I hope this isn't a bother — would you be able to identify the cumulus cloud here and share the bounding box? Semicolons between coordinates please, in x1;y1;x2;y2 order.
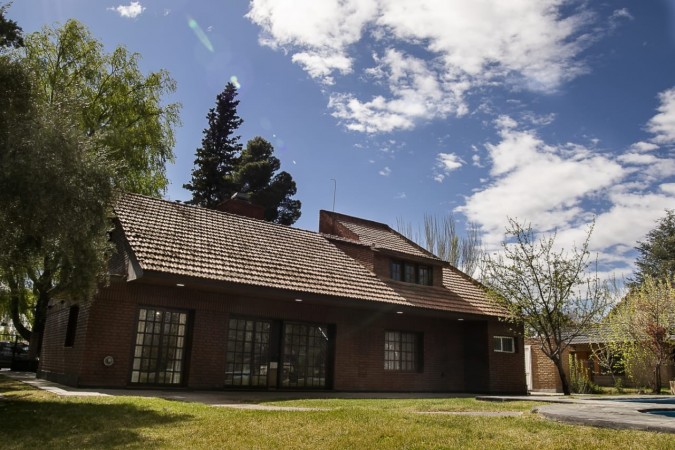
433;152;463;182
248;0;602;133
646;87;675;145
457;107;675;274
108;1;145;18
379;166;391;176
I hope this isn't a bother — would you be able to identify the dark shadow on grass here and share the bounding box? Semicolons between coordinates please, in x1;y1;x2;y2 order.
0;397;193;448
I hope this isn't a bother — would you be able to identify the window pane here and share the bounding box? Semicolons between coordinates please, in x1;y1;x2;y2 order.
384;331;419;372
391;262;402;281
404;264;416;283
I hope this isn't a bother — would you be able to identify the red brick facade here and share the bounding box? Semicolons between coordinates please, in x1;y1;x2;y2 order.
38;196;526;394
40;279;526;393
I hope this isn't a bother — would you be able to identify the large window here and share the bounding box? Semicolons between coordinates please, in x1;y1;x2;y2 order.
493;336;515;353
131;307;189;385
384;331;421;372
390;261;433;286
282;322;329;388
225;318;271;387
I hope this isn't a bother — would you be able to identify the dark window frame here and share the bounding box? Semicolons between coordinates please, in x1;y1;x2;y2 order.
384;330;423;372
390;260;433;286
129;306;192;386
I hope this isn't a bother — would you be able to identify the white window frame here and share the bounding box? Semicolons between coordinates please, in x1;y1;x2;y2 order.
493;336;515;353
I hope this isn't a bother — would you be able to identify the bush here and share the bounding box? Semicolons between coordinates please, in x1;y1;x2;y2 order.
569;354;600;394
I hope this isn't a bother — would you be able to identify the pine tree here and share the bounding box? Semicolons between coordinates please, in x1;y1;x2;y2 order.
632;210;675;286
184;82;243;207
232;137;301;225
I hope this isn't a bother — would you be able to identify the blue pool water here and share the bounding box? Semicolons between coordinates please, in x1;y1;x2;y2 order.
644;409;675;417
605;397;675;405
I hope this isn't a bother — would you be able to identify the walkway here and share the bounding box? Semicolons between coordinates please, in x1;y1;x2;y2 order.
479;394;675;433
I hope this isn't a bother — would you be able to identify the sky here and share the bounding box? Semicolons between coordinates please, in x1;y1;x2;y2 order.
8;0;675;279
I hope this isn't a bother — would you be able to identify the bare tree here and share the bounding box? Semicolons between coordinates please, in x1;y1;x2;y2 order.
396;214;483;276
482;218;612;395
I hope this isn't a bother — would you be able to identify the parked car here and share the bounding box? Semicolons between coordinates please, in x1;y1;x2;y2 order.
0;341;29;369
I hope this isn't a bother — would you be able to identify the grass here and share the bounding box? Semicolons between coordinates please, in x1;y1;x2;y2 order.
2;376;675;449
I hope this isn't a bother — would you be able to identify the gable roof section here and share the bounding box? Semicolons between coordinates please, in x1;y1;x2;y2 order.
114;194;502;317
320;211;440;260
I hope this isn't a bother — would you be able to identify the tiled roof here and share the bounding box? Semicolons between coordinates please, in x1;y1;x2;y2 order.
325;212;439;260
114;193;502;317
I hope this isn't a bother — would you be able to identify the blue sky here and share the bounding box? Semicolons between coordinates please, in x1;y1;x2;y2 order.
9;1;675;278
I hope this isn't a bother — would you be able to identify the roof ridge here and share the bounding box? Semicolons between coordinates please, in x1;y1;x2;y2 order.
120;192;322;237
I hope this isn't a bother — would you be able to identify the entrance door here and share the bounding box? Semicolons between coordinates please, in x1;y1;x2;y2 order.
130;307;189;386
224;318;271;387
524;345;533;391
281;322;329;388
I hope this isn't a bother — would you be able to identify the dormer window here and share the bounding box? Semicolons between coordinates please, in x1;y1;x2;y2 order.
390;260;433;286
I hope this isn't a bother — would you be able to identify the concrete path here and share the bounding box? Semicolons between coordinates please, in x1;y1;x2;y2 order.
479;394;675;433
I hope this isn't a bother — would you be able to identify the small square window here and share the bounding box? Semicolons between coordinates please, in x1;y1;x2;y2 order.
493;336;515;353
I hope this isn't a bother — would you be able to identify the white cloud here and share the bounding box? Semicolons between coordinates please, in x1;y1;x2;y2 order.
646;87;675;145
456;111;675;275
630;141;659;152
433;152;463;183
108;1;145;18
248;0;601;133
457;116;626;249
395;192;407;199
329;49;466;132
379;166;391;176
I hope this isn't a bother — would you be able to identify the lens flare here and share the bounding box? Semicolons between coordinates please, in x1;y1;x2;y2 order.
187;16;214;52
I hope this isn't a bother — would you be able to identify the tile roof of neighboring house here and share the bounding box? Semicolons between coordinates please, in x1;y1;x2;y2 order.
114;193;503;317
323;211;440;260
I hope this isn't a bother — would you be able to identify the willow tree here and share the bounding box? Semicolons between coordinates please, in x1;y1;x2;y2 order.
482;219;611;395
1;19;179;356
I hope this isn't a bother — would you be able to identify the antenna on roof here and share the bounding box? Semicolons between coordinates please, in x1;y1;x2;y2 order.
330;178;337;212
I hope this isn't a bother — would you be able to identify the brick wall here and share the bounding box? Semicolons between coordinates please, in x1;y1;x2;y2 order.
526;338;567;392
488;322;527;394
40;280;525;393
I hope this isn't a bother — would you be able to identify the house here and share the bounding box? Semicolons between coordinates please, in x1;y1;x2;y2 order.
526;330;675;392
38;193;526;393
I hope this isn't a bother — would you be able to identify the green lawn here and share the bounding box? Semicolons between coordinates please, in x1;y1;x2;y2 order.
2;376;675;449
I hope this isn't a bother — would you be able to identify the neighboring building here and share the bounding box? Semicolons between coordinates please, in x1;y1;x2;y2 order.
526;331;675;392
38;193;526;393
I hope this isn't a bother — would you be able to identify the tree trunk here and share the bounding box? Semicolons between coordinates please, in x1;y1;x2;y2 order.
6;275;32;342
553;356;571;395
653;363;662;394
27;287;50;360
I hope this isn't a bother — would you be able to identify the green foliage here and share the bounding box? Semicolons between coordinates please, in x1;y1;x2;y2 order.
632;210;675;286
0;3;23;50
185;84;301;224
235;137;301;225
185;82;243;208
0;19;179;352
568;354;599;394
483;218;611;395
608;275;675;393
22;19;179;195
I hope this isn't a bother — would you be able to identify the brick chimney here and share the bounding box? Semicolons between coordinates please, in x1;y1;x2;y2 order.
216;192;265;220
